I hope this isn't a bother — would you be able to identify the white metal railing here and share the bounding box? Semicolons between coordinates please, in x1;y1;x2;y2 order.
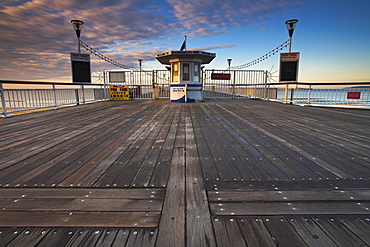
105;70;170;99
274;83;370;107
203;70;267;98
1;81;109;117
201;77;370;108
2;78;369;117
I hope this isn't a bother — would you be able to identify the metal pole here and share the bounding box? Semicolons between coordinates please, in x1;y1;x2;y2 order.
81;84;85;104
78;38;81;53
52;84;58;109
264;70;268;100
307;85;311;106
152;70;156;100
0;83;10;117
284;84;289;104
233;70;236;100
288;36;292;53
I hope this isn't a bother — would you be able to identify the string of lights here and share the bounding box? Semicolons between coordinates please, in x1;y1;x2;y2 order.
80;40;139;70
230;39;290;70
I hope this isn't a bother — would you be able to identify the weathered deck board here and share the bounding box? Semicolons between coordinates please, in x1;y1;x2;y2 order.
1;99;370;246
0;211;160;227
156;147;186;246
185;110;216;247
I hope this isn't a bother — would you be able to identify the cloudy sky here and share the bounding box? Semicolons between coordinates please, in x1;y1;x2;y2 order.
0;0;369;82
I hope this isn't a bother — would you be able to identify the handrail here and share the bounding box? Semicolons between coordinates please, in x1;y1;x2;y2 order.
268;81;370;86
0;80;105;86
1;81;109;117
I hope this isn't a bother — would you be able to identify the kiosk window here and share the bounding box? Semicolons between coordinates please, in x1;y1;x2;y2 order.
172;63;179;82
183;63;190;81
194;63;200;82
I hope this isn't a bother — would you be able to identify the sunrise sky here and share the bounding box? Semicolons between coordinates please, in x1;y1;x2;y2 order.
0;0;369;83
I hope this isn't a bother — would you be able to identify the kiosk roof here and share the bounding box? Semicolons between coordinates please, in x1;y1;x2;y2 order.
155;50;216;65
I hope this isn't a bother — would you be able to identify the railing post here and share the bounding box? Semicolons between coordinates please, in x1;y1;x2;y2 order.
152;70;157;100
284;84;289;104
232;70;236;100
264;70;268;100
52;84;58;109
307;85;311;106
103;71;107;100
289;84;296;104
0;83;11;117
75;89;80;105
81;84;86;104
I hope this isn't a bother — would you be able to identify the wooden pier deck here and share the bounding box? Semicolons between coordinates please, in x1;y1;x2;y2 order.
1;98;370;246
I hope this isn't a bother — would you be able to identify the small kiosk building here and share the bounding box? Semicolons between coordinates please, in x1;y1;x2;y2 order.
155;50;216;102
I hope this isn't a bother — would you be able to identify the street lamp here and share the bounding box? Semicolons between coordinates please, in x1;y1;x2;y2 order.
285;19;298;53
138;59;143;85
71;20;84;53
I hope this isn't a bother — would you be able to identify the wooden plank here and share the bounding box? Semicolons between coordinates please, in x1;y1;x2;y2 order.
238;104;370;179
205;180;370;191
0;105;126;180
289;217;337;247
0;188;164;199
62;228;95;247
203;107;272;181
109;106;170;187
111;229;131;246
212;216;247;246
68;228;103;247
121;123;164;187
223;113;331;180
16;120;130;186
216;103;352;179
93;105;168;187
76;117;150;187
210;202;370;215
237;217;276;246
196;105;238;181
314;216;367;246
125;228;157;247
207;105;291;181
337;216;370;245
263;216;308;246
190;105;220;181
185;114;216;246
93;229;121;247
208;189;370;202
0;227;26;246
156;147;185;246
149;106;179;187
1;198;162;211
0;212;160;227
130;107;173;187
35;228;81;247
5;228;50;247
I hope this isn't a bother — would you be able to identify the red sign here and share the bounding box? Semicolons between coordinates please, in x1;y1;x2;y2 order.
70;53;90;62
280;52;300;61
211;73;231;80
347;92;361;99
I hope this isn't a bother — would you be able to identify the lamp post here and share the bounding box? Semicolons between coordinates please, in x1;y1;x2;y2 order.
138;59;143;85
227;58;234;98
285;19;298;53
71;20;84;53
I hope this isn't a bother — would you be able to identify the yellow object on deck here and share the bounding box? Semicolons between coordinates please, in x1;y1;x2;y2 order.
109;85;130;100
